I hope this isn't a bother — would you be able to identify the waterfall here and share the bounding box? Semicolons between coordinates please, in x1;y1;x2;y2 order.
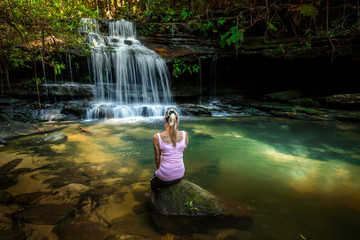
80;18;176;119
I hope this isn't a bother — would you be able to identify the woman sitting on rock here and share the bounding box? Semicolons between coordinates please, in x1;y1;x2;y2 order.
151;108;188;191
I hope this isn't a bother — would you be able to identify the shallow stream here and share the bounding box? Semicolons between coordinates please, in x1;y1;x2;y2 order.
1;116;360;239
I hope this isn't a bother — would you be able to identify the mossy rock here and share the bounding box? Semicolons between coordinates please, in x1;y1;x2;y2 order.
289;98;320;107
264;90;304;102
150;180;224;216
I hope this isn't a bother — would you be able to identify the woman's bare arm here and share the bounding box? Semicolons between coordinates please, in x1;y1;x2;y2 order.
184;131;189;152
153;134;160;169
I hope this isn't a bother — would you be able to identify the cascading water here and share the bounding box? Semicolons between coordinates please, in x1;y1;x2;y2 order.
81;18;177;119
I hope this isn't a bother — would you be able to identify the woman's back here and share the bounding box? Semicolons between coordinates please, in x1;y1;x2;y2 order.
155;130;186;181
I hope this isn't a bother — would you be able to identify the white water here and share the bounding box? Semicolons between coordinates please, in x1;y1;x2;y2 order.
80;18;174;119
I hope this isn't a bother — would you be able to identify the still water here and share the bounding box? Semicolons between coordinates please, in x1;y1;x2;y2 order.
1;116;360;239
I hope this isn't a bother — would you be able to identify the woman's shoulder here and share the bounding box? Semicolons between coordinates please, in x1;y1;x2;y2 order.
153;133;159;141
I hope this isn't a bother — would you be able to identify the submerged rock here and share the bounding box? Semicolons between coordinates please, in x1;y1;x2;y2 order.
41;132;68;142
0;137;6;145
0;191;13;204
150;180;224;216
15;203;75;225
0;229;26;240
52;218;114;240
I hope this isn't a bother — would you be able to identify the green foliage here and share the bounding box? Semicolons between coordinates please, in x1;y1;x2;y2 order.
0;0;96;74
268;22;278;32
184;201;199;211
173;58;200;78
33;77;42;84
220;26;244;49
181;8;192;21
53;63;65;75
217;17;226;26
299;4;318;19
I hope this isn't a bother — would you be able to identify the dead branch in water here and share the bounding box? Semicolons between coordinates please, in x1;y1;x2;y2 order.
78;126;92;134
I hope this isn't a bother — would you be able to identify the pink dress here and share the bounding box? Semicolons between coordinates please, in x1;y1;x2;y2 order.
155;131;186;181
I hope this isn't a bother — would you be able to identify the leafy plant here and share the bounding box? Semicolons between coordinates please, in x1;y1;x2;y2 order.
173;58;200;78
268;22;279;31
220;26;245;49
217;17;226;26
184;201;199;211
299;4;318;19
181;8;192;21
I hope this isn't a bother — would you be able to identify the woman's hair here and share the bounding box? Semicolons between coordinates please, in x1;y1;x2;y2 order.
165;109;179;147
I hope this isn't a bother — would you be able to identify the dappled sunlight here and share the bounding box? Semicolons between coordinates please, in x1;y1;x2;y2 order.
6;171;55;196
90;186;138;224
263;146;310;163
67;133;116;163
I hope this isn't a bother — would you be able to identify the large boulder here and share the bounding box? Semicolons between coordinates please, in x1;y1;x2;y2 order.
150;180;224;216
150;180;253;234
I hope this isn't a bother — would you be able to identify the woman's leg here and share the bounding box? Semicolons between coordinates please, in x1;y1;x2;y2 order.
150;173;182;190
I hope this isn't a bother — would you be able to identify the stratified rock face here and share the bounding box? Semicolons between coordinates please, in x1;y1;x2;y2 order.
150;180;224;216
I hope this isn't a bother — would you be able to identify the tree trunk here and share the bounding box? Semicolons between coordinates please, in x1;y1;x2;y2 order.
54;65;57;84
2;58;10;91
326;0;329;34
0;62;3;95
114;0;118;18
34;61;41;109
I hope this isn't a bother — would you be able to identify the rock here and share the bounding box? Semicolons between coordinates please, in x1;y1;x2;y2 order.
324;93;360;104
0;159;23;175
14;192;52;206
39;132;67;142
150;180;224;216
15;203;75;225
0;191;13;204
52;218;114;240
288;98;320;107
0;137;6;145
264;90;304;102
0;212;14;231
0;229;26;240
60;104;83;116
0;176;17;191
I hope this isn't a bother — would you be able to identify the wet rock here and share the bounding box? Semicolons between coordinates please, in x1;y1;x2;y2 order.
0;137;6;145
0;191;13;204
52;218;115;240
14;192;52;206
264;90;304;102
35;132;67;143
150;181;253;234
0;159;23;175
82;167;106;178
0;229;26;240
0;176;17;191
0;212;14;230
88;186;115;198
15;203;75;225
288;98;320;107
240;108;270;116
324;93;360;104
60;104;83;117
41;183;92;205
150;180;224;216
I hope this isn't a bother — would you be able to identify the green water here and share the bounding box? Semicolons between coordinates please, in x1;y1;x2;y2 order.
1;116;360;239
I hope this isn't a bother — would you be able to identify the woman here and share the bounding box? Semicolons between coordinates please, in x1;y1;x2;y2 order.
151;108;188;191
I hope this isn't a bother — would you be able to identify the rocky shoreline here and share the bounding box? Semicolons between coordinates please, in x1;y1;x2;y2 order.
1;93;360;141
